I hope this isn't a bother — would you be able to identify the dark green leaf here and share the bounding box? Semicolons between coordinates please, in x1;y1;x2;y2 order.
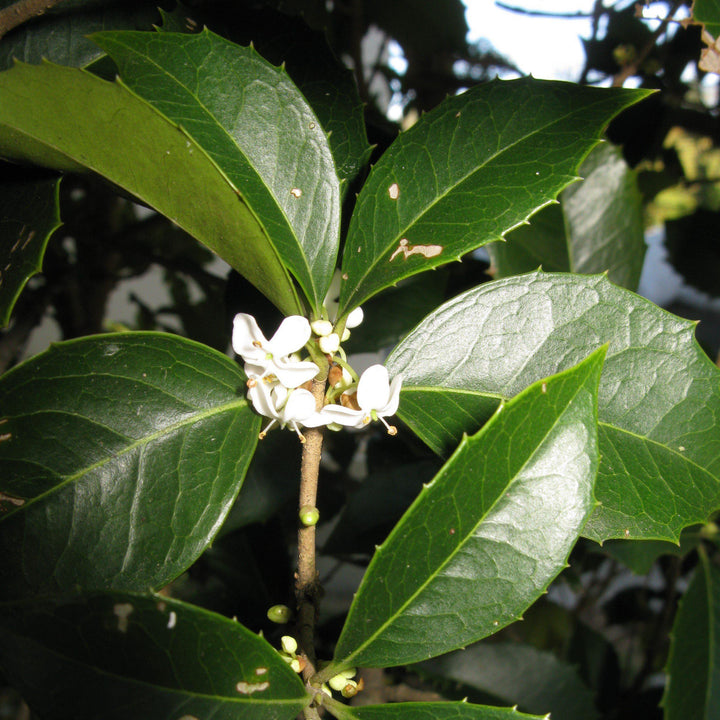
599;525;702;575
338;78;651;313
0;333;259;600
422;642;598;720
489;143;646;290
322;349;603;671
92;29;341;312
662;547;720;720
327;701;546;720
387;271;720;542
0;167;61;327
692;0;720;42
0;3;159;70
0;591;309;720
0;60;302;315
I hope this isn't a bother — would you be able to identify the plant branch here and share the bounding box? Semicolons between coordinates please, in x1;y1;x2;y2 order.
0;0;67;40
612;0;682;86
495;2;595;19
296;376;328;686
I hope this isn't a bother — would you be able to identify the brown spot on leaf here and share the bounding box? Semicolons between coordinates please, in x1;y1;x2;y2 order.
388;182;400;200
389;238;443;262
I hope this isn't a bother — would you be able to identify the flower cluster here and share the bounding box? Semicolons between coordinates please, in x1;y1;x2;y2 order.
232;300;402;442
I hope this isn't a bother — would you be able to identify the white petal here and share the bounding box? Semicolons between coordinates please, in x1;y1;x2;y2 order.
281;389;318;424
232;313;266;361
269;316;311;357
346;306;364;329
380;373;403;416
323;270;342;319
317;404;366;428
357;365;391;411
247;381;278;419
272;359;319;388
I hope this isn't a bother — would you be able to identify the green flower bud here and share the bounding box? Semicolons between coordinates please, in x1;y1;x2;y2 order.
328;674;348;692
266;604;292;624
341;679;359;698
281;635;298;654
299;505;320;527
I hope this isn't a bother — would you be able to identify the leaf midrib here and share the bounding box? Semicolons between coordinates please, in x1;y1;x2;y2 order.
0;397;251;521
101;33;318;303
3;626;308;706
337;378;589;667
343;90;620;308
400;386;715;478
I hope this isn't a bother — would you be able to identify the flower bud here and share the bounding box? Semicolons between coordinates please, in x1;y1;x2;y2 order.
299;505;320;527
328;674;348;691
318;333;340;354
311;319;334;337
281;635;298;654
267;604;292;624
341;679;359;698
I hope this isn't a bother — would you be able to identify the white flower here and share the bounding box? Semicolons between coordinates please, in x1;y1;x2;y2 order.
248;380;325;442
323;270;364;329
318;364;402;434
233;313;319;388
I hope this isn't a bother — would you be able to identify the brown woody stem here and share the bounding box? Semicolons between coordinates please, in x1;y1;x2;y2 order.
296;376;327;690
0;0;67;40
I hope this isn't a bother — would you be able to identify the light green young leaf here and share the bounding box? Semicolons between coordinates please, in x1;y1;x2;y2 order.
489;143;646;290
322;349;603;672
338;78;651;314
0;60;303;315
0;333;260;600
326;701;546;720
663;547;720;720
92;29;341;312
387;271;720;543
0;168;61;327
0;591;309;720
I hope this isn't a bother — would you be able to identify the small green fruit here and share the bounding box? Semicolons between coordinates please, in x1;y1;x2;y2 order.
266;604;292;624
299;505;320;527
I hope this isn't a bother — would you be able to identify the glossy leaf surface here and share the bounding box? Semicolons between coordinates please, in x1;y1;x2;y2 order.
422;642;598;720
329;702;545;720
0;168;61;327
0;333;259;600
326;349;602;671
387;271;720;542
92;29;341;312
489;143;646;290
0;4;159;70
663;547;720;720
0;591;309;720
0;60;302;314
338;78;650;313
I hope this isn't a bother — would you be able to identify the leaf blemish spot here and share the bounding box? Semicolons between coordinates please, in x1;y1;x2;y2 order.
290;188;302;198
0;432;10;442
541;382;547;393
389;238;443;262
255;667;268;675
0;491;24;507
388;182;400;200
236;681;270;695
167;611;177;629
113;603;134;633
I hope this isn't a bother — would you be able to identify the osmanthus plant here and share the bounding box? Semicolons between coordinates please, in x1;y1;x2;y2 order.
0;20;719;720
